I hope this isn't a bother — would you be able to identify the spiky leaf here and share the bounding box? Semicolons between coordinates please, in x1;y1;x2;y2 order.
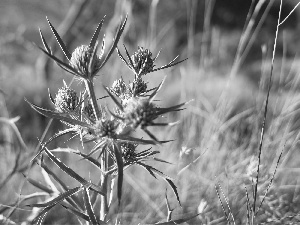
43;148;104;196
28;186;82;208
89;18;105;49
83;188;99;225
46;17;71;60
25;99;92;128
99;15;127;70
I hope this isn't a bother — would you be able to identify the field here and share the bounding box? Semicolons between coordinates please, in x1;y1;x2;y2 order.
1;0;300;224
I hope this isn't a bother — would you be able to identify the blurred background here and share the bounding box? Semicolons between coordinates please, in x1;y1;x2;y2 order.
1;0;300;224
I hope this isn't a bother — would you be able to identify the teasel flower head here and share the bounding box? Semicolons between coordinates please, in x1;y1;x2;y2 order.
54;86;79;113
69;45;101;78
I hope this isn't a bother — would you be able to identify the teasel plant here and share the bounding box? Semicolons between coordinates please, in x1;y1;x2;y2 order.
23;15;198;224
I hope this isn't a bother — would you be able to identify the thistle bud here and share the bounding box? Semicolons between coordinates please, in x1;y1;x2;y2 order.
94;119;118;138
69;45;101;78
129;77;147;96
55;87;78;112
84;102;96;121
111;78;127;98
124;98;157;129
131;47;154;76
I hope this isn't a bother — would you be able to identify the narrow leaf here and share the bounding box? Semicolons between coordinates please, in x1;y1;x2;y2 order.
28;186;82;208
104;86;123;111
25;176;53;194
46;17;71;60
32;128;77;162
149;77;166;101
36;45;81;77
41;160;83;210
165;179;181;206
89;18;105;49
61;204;89;222
156;100;193;116
116;47;129;67
39;28;51;54
117;135;172;145
48;88;55;104
25;99;92;128
136;162;157;179
113;143;124;205
83;188;99;225
152;58;188;73
43;147;105;195
99;15;128;70
142;128;160;145
123;44;134;68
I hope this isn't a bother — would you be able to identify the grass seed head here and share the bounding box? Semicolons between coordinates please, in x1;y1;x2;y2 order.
54;86;78;112
69;45;101;78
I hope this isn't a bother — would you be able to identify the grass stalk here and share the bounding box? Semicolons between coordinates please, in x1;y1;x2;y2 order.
252;0;283;218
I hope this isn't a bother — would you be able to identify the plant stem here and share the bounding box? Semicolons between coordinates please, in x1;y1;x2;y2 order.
84;79;101;120
84;78;109;219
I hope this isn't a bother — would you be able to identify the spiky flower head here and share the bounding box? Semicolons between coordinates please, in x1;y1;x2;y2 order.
131;47;154;76
93;119;119;138
55;86;78;113
69;45;101;78
124;98;157;129
111;78;128;98
129;77;147;96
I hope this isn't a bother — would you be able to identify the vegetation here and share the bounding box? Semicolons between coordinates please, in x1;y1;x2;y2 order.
1;0;300;224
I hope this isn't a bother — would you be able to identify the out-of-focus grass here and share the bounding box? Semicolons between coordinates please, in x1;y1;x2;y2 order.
1;0;300;224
